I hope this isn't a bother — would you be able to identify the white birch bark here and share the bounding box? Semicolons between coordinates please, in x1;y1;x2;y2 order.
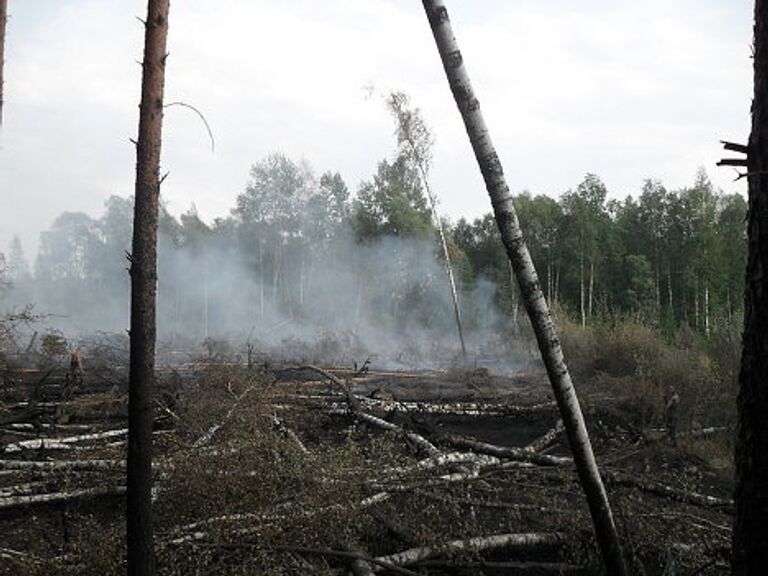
421;3;628;574
373;533;563;570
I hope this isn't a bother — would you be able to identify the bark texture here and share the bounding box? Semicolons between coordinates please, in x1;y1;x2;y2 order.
421;2;628;574
733;1;768;572
127;2;170;575
0;0;7;125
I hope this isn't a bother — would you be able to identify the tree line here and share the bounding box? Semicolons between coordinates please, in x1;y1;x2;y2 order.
0;161;746;340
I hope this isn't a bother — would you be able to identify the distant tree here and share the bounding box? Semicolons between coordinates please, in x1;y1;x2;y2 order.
127;1;170;574
36;212;100;284
733;0;768;572
7;236;30;284
0;252;10;297
560;174;609;326
716;193;748;322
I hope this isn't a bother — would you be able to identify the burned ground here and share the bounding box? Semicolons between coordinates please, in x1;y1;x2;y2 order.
0;348;734;576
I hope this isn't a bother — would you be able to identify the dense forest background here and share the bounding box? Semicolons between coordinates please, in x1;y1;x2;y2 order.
0;143;746;354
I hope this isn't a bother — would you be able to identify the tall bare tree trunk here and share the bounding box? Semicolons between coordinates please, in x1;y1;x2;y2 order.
203;258;209;339
580;251;586;328
667;265;673;312
694;277;700;331
734;2;768;572
0;0;7;126
421;3;627;575
547;250;553;304
258;236;264;319
127;2;169;575
704;281;710;337
588;260;595;320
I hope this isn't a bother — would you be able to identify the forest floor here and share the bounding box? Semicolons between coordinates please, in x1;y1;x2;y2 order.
0;358;734;575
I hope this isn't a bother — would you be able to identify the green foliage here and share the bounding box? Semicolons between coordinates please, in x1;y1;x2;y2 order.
352;156;433;241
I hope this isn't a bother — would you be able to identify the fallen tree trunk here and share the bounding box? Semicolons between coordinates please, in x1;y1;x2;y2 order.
604;471;734;512
0;458;127;471
373;532;564;569
2;428;128;453
0;485;126;510
302;365;442;457
440;434;571;467
526;420;564;452
336;409;441;457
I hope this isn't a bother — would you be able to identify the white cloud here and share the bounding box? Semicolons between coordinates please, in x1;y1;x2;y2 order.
0;0;754;257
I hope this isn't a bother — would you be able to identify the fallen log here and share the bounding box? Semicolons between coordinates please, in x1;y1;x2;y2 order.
0;480;49;498
2;428;128;453
303;364;441;458
412;559;586;574
440;434;571;467
0;458;127;471
0;485;126;510
318;397;558;417
526;420;564;452
372;532;564;569
604;471;734;512
342;409;441;457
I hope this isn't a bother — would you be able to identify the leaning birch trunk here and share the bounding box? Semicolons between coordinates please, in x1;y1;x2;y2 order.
127;2;170;575
421;3;628;574
0;0;7;126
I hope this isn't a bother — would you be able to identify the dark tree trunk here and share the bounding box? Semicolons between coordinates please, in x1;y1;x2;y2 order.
127;2;170;575
421;2;628;575
733;2;768;572
0;0;7;126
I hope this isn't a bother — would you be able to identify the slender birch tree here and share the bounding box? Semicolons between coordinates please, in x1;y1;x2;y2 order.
421;2;628;574
0;0;7;126
387;91;467;358
127;1;170;574
733;1;768;572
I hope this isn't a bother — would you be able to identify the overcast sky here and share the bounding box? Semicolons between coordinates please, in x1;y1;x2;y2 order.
0;0;754;257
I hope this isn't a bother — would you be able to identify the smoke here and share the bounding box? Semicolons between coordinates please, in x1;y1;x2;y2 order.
2;202;536;373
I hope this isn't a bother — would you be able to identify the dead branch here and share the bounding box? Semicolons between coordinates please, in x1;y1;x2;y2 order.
439;434;571;466
720;140;749;154
604;471;734;512
303;364;441;457
526;420;564;452
164;101;215;152
372;532;565;569
342;409;441;457
267;414;309;454
193;377;260;447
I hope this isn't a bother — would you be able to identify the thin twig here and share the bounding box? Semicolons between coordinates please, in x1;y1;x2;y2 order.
164;101;215;152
